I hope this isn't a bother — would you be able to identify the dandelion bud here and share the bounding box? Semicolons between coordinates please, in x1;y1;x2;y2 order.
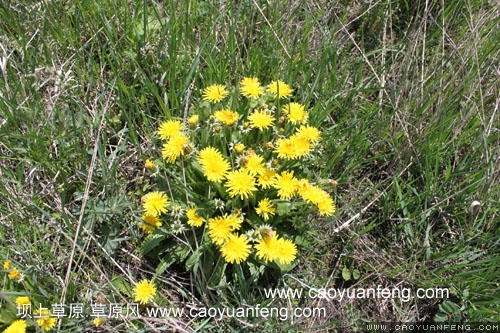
234;143;245;154
145;159;155;170
328;179;338;187
187;114;199;128
258;225;275;239
246;149;256;157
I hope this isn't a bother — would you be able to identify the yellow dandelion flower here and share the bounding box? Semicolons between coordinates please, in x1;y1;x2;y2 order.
158;120;183;140
187;114;199;128
227;211;244;229
3;259;11;270
15;296;31;307
197;146;231;182
274;137;296;159
245;154;265;175
142;191;169;217
208;214;242;245
296;178;311;196
161;132;189;163
140;214;162;233
35;309;57;331
4;319;27;333
214;109;239;126
298;182;336;216
234;143;245;154
220;234;251;264
255;198;276;221
274;170;298;200
248;109;274;131
94;318;104;327
275;135;311;160
297;181;318;202
203;84;229;103
240;77;263;98
186;207;206;227
225;169;257;200
275;238;298;264
254;234;279;262
288;135;312;159
317;195;336;216
296;125;321;143
145;159;155;170
267;80;293;98
282;102;307;124
8;267;21;281
134;279;156;305
257;168;277;189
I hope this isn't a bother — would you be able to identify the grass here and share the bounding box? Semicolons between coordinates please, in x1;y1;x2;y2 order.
1;0;499;331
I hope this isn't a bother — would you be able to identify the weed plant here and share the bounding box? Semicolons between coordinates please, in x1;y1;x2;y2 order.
0;0;498;331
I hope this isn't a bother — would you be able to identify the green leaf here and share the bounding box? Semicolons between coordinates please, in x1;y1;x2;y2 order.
342;266;351;281
275;201;292;215
111;276;133;298
247;260;265;278
185;246;204;271
352;269;361;280
155;258;172;275
275;260;295;272
141;233;167;256
434;312;449;322
160;240;190;269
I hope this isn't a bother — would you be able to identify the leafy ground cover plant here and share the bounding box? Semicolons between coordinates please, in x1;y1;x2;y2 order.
139;78;336;290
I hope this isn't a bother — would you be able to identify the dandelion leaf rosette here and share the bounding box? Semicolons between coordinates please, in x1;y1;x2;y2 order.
139;78;336;279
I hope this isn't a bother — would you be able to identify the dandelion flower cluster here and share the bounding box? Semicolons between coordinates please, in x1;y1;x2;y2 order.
139;77;336;271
